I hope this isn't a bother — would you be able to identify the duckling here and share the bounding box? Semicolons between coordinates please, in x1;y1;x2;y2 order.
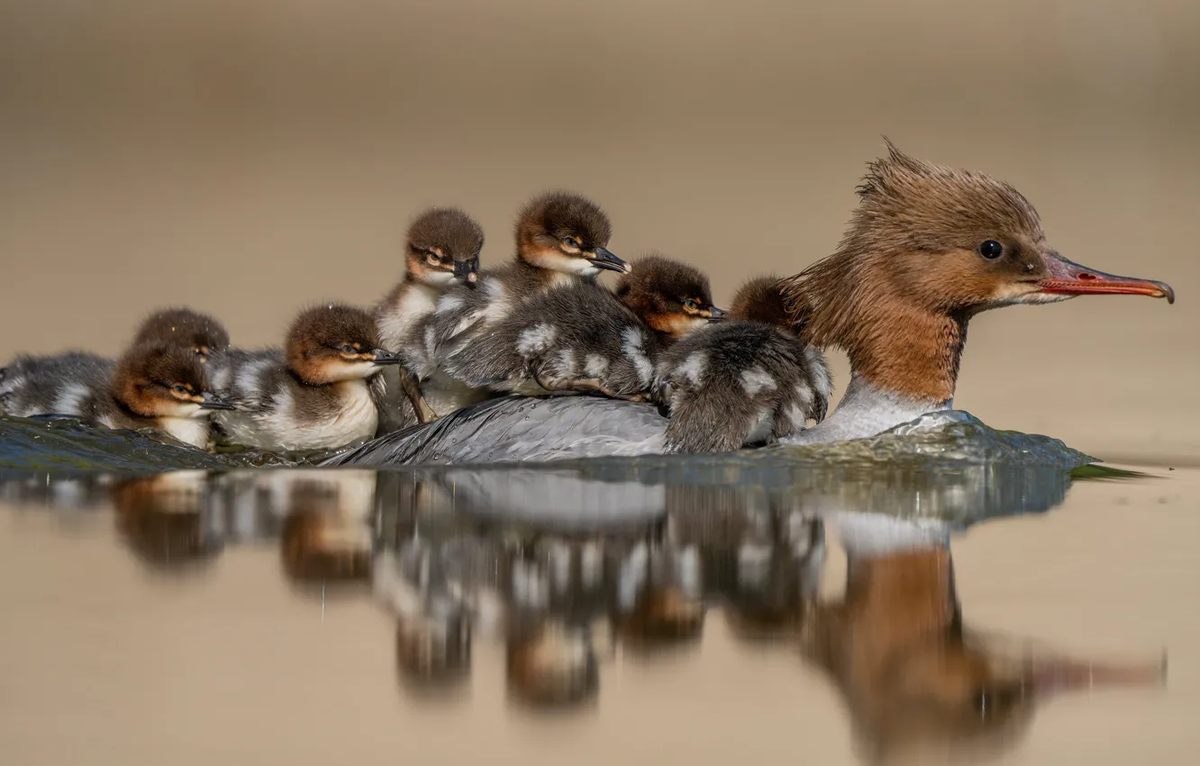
132;307;231;363
411;192;629;414
374;208;485;430
657;275;832;454
439;254;720;402
3;341;230;448
1;351;114;419
212;304;401;453
614;253;727;345
1;306;231;418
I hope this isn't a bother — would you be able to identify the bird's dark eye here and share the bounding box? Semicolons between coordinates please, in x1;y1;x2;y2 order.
561;237;581;249
425;252;440;266
172;384;189;395
341;344;357;354
979;240;1004;260
682;299;698;310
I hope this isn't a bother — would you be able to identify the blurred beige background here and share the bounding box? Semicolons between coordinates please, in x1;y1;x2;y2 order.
1;0;1197;463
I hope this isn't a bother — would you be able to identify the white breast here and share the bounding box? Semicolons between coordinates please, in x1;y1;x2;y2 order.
422;372;490;417
267;380;379;451
158;417;213;450
378;283;441;351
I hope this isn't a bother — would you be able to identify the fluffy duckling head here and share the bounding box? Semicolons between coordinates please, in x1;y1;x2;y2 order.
111;341;232;419
404;207;486;288
515;191;628;278
616;253;725;340
285;303;402;385
132;307;231;362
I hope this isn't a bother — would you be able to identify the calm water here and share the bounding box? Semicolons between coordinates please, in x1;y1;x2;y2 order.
1;415;1196;765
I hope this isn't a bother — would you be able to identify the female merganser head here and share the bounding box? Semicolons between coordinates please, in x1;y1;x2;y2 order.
657;275;832;454
615;252;726;342
326;143;1174;467
514;190;628;284
107;341;233;448
131;307;231;362
212;304;401;453
781;140;1173;425
440;254;718;402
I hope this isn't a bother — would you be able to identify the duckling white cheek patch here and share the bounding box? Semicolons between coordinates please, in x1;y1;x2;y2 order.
167;400;204;418
326;361;381;382
425;271;458;286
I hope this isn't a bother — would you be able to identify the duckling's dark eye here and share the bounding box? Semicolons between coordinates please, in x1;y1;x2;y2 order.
341;344;357;354
682;299;699;310
561;237;581;249
172;384;189;395
425;252;440;266
978;240;1004;260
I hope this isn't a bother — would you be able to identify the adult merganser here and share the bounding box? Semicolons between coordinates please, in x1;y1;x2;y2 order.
213;303;401;453
375;207;485;430
440;253;721;401
407;191;630;417
329;143;1174;466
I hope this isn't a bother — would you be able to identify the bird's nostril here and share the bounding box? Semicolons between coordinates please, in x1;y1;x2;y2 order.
1077;272;1100;281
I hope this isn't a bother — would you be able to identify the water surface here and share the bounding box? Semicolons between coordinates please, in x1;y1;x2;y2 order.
1;419;1194;765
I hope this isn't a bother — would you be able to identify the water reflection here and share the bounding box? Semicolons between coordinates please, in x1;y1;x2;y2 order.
0;463;1165;760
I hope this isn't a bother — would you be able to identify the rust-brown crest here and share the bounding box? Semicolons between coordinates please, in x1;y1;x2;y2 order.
781;141;1052;402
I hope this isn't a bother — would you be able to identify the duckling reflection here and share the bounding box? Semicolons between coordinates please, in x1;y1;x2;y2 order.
506;617;599;709
607;528;705;652
0;470;114;514
109;470;221;569
273;471;377;584
661;486;824;639
801;512;1165;764
500;538;603;707
373;545;472;689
